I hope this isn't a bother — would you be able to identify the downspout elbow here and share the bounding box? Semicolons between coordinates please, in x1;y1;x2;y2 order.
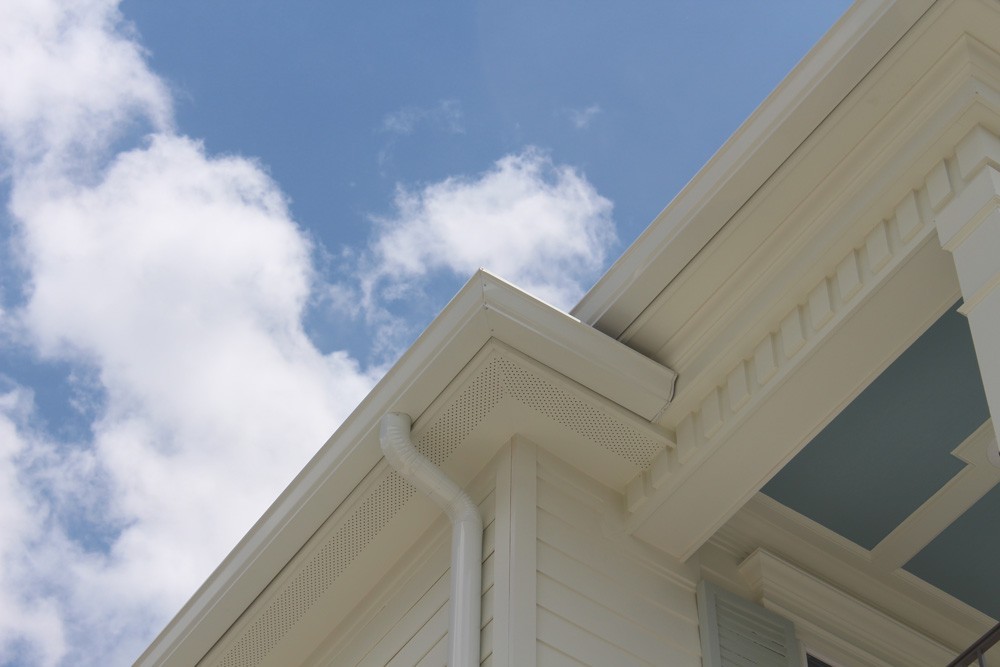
379;412;483;666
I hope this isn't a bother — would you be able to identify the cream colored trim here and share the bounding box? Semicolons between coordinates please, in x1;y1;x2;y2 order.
138;271;676;667
625;162;944;514
492;438;537;667
739;549;955;667
712;494;994;652
627;18;1000;556
572;0;934;336
194;343;672;667
870;421;1000;570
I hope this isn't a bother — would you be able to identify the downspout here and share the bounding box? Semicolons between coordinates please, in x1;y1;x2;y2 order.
380;412;483;667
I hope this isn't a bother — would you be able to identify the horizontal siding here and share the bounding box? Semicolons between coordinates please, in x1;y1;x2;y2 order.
535;453;700;667
320;487;495;666
537;641;587;666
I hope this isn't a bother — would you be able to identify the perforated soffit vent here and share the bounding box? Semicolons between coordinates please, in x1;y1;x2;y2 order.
205;348;666;667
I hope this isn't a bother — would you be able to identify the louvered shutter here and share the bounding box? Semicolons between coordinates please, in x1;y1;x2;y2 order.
697;580;800;667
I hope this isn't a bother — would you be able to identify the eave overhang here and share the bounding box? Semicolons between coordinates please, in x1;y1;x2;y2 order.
138;270;677;667
572;0;936;337
607;0;1000;561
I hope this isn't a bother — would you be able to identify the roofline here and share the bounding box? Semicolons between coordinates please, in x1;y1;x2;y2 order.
138;270;676;666
571;0;935;338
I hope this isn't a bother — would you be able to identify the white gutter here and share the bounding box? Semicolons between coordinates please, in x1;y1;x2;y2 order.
380;412;482;666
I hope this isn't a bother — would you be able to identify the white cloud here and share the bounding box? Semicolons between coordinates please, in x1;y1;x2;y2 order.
377;99;465;173
381;99;464;136
567;104;602;130
0;1;376;664
367;148;616;311
0;0;619;663
0;390;66;667
0;0;171;168
3;137;378;662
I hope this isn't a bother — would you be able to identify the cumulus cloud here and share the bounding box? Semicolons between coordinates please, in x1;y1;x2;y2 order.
381;99;464;136
566;104;602;130
366;148;615;311
0;0;376;664
0;389;66;667
377;99;465;173
0;0;618;663
0;0;171;168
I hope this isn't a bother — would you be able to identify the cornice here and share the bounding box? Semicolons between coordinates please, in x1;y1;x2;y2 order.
712;494;994;653
623;5;1000;561
739;549;956;667
572;0;935;337
138;270;676;667
624;146;958;533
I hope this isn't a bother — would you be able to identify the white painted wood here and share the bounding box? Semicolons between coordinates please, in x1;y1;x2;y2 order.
697;579;799;667
780;308;806;358
631;237;962;559
936;127;1000;459
537;608;650;667
871;421;1000;569
598;2;996;406
738;550;955;667
141;268;676;667
607;0;1000;552
925;160;953;211
301;470;497;667
383;601;448;667
536;642;586;666
533;451;700;667
538;573;669;664
492;452;512;667
572;0;933;336
142;7;1000;667
492;438;537;667
709;495;992;653
415;634;446;667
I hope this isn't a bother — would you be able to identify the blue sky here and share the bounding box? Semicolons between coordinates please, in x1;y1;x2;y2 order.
0;1;849;664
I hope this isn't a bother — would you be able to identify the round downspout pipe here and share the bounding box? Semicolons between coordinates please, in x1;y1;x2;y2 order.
380;412;483;667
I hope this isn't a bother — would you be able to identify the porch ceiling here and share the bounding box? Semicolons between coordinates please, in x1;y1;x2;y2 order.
763;302;999;619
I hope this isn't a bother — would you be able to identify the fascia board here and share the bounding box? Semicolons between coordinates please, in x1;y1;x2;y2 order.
480;273;676;420
738;549;957;666
139;269;675;667
571;0;934;338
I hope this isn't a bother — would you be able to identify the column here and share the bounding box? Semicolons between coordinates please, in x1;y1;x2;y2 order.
936;125;1000;464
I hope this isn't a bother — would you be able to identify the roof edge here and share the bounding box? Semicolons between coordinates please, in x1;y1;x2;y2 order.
571;0;933;338
138;270;676;666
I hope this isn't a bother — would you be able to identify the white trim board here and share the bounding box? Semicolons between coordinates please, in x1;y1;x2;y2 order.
739;549;955;667
138;271;676;667
710;494;994;653
492;438;537;667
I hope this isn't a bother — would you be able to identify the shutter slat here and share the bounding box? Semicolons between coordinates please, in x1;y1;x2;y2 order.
697;580;799;667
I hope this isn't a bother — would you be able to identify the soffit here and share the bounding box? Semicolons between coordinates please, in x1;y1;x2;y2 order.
627;0;1000;429
762;303;989;551
622;16;1000;558
196;341;671;667
705;488;998;659
140;271;676;667
760;301;1000;622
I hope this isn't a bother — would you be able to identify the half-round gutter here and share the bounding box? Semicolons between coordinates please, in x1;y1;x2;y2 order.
380;412;483;666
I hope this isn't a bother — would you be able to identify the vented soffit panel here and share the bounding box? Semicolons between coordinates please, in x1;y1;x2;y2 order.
138;269;677;667
198;342;673;667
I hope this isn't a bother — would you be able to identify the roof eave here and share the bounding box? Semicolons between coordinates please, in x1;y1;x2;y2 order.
138;269;676;667
571;0;934;338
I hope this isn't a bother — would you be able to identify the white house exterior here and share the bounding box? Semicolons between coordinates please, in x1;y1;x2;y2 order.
139;1;1000;665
